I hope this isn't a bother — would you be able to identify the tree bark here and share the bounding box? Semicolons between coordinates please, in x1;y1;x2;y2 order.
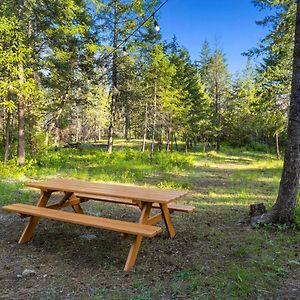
275;132;280;160
124;97;130;140
251;2;300;225
17;0;25;165
142;102;148;152
174;133;178;151
166;126;171;152
4;111;11;163
150;78;157;162
107;0;118;154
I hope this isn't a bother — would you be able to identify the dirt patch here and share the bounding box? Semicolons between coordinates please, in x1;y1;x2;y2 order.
0;200;299;299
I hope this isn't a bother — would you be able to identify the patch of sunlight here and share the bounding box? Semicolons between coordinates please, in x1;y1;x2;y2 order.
207;192;274;200
256;176;281;183
201;160;282;171
196;201;249;207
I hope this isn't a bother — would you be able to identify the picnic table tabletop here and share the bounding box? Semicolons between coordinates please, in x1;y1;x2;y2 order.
27;179;188;204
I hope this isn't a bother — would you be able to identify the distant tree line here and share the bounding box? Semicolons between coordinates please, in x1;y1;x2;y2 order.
0;0;296;164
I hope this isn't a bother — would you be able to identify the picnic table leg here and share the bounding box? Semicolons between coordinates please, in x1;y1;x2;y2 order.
69;194;84;214
124;202;152;271
160;203;176;238
18;191;52;244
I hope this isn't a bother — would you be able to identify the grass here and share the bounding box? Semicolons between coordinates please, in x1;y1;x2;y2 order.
0;141;299;299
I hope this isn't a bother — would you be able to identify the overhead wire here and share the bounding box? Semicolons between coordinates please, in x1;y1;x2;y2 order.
102;0;169;62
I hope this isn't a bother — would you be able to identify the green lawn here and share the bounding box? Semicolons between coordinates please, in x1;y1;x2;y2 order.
0;143;299;299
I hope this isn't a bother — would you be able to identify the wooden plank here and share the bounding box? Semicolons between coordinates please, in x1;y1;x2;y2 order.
124;202;152;271
2;204;161;238
27;179;188;204
18;191;52;244
75;193;195;213
160;203;176;239
153;203;195;213
46;198;88;210
147;213;163;225
76;193;135;206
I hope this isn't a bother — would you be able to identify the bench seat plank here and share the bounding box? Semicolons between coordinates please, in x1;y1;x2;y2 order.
2;204;161;238
75;193;195;213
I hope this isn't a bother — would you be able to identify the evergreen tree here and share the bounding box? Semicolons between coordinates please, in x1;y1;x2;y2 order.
199;45;230;150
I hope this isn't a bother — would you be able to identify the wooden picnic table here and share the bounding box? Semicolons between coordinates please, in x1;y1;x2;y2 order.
2;179;192;271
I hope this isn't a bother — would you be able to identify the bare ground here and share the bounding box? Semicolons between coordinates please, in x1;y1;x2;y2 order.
0;198;299;299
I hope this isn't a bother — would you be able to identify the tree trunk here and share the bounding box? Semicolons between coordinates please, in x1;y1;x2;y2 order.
166;126;171;152
124;98;130;140
150;78;157;162
75;107;80;143
18;66;26;166
251;2;300;226
174;133;178;151
275;132;280;160
4;111;11;163
107;0;118;154
158;124;163;151
142;102;148;152
17;0;25;165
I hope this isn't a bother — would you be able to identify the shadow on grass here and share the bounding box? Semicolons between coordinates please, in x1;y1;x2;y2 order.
0;201;298;300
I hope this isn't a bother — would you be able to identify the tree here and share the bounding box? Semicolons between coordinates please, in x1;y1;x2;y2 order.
245;0;296;156
251;0;299;225
199;46;230;150
144;44;175;160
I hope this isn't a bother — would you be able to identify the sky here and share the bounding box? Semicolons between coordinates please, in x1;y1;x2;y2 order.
158;0;270;74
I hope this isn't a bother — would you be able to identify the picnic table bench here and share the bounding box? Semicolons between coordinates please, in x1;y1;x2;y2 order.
1;179;193;271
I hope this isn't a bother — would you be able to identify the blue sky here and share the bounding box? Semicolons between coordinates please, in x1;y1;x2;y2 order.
158;0;270;74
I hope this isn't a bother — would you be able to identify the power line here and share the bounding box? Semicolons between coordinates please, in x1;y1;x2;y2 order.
103;0;169;61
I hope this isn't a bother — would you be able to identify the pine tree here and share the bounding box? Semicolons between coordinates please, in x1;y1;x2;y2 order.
199;46;230;150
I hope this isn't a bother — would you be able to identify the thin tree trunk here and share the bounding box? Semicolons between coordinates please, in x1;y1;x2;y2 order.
107;0;118;153
166;126;171;152
171;132;174;152
124;98;130;140
185;138;188;153
142;102;148;152
251;2;300;225
4;111;11;163
18;65;26;165
75;107;80;143
275;132;280;160
174;133;178;151
18;0;25;165
150;78;157;162
98;123;102;141
158;124;163;151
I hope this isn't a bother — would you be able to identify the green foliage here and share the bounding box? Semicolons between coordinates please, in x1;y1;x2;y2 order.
294;204;300;229
0;146;193;188
245;0;296;142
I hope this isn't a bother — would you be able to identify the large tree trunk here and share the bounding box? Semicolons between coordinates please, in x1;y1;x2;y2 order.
251;2;300;226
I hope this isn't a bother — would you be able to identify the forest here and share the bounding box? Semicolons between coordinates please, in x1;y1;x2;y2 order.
0;1;300;299
0;0;295;163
